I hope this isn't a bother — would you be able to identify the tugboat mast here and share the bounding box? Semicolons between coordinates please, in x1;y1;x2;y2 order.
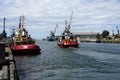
21;16;25;28
64;11;73;33
69;11;73;28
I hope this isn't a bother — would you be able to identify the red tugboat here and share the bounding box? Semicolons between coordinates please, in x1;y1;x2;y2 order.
57;12;79;48
11;16;41;55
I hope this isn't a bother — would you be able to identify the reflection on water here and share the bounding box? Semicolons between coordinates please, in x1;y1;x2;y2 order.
14;41;120;80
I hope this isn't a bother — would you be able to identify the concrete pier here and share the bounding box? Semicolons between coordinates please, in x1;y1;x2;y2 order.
0;43;19;80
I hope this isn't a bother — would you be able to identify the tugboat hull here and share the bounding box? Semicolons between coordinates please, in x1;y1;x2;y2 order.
57;41;79;48
11;44;41;55
47;37;53;41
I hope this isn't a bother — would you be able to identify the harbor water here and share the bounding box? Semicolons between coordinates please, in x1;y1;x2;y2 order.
14;40;120;80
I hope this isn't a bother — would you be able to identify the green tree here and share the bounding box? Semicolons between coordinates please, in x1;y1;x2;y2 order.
102;30;109;38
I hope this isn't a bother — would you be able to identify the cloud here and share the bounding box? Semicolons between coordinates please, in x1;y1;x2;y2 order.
0;0;120;39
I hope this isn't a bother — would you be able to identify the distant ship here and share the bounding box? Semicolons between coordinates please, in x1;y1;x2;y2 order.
57;12;79;48
47;31;55;41
11;16;41;55
47;24;58;41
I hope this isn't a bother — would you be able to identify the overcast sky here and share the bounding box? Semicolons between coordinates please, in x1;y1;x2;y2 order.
0;0;120;39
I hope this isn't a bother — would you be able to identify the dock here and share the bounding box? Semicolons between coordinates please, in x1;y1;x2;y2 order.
0;42;19;80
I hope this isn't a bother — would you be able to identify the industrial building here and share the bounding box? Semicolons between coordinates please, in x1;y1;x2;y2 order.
73;32;98;42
